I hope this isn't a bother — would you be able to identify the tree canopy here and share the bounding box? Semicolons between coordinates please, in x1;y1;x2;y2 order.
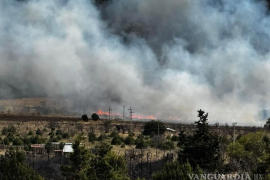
178;109;222;171
264;118;270;130
61;138;130;180
91;113;100;121
226;131;270;173
0;149;43;180
143;120;166;135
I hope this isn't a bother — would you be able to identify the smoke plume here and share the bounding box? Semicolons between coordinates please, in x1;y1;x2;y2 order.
1;0;270;125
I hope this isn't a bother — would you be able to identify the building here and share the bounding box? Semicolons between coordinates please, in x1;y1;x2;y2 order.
63;143;73;153
31;144;45;154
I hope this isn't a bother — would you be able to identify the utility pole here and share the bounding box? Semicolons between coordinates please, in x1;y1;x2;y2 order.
128;107;134;132
158;119;160;136
232;122;237;148
108;106;112;121
122;105;125;121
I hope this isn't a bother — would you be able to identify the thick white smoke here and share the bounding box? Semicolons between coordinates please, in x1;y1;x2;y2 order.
1;0;270;125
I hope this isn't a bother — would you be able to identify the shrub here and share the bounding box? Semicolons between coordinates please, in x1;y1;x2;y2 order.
3;137;10;145
97;134;108;141
2;127;8;135
88;132;97;142
124;136;135;145
135;134;144;146
158;141;175;150
36;128;42;136
49;131;55;136
121;144;125;148
136;140;148;149
128;132;135;137
50;137;58;142
2;126;16;135
110;131;119;138
111;136;123;145
8;126;16;134
7;134;15;143
30;135;46;144
13;138;23;146
62;132;70;139
23;137;30;145
28;131;34;136
57;135;62;141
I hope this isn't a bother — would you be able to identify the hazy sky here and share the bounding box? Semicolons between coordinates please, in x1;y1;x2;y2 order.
1;0;270;125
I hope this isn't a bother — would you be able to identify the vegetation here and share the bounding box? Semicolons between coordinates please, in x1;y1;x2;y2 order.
111;135;124;145
152;161;202;180
143;120;166;135
0;149;43;180
36;128;42;136
265;118;270;130
0;109;270;179
91;113;100;121
178;109;222;171
97;134;108;141
81;114;89;122
124;135;135;145
88;132;97;142
2;126;16;135
226;131;270;173
61;138;130;180
158;141;175;150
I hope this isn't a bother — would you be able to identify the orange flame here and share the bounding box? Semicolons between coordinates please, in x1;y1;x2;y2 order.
96;109;121;116
95;109;155;119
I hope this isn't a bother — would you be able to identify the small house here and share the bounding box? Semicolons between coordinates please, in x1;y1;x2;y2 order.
63;143;73;153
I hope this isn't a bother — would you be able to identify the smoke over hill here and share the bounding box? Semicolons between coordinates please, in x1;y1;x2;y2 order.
1;0;270;125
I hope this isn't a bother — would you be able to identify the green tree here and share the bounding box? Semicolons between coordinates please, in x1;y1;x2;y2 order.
61;138;92;180
226;131;270;173
143;120;166;135
124;135;135;145
94;143;112;157
61;139;130;180
111;136;124;145
88;132;97;142
45;142;53;161
81;114;89;122
91;113;100;121
178;109;222;171
0;149;43;180
12;138;23;146
264;118;270;130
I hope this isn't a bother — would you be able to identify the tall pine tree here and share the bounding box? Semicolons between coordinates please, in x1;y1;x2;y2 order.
178;109;222;172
